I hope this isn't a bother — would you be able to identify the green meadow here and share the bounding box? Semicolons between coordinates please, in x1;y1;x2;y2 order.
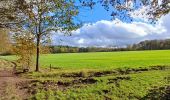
1;50;170;99
1;50;170;70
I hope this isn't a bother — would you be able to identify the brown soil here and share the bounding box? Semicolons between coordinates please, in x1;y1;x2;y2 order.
141;85;170;100
0;60;30;100
60;65;168;78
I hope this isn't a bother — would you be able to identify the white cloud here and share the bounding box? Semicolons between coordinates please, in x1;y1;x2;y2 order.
53;13;170;47
129;6;153;22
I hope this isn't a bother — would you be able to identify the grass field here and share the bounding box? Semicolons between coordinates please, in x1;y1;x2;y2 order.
1;50;170;70
1;50;170;99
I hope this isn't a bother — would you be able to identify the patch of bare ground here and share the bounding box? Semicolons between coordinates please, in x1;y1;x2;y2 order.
141;85;170;100
0;59;30;100
5;62;169;99
22;65;168;93
141;76;170;100
60;65;168;78
18;77;98;95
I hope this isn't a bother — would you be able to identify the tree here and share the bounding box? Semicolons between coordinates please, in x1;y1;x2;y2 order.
80;0;170;22
0;28;11;55
0;0;169;71
12;32;35;71
1;0;169;26
0;0;80;71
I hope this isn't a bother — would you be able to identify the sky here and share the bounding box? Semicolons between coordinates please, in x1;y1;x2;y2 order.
53;3;170;47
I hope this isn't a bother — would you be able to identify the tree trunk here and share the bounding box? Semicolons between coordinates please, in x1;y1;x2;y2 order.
35;34;40;72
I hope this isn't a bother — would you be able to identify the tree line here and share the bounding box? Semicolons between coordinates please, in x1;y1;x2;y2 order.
0;0;169;72
49;39;170;53
50;46;116;53
1;28;170;55
128;39;170;50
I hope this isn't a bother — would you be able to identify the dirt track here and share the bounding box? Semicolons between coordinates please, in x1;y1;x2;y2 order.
0;60;29;100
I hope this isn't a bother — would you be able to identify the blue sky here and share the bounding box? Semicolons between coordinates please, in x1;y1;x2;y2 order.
76;0;143;23
53;2;170;47
78;4;112;23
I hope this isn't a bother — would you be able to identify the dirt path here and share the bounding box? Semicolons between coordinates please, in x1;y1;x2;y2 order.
0;60;29;100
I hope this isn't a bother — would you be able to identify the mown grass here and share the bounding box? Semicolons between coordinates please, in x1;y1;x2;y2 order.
1;50;170;70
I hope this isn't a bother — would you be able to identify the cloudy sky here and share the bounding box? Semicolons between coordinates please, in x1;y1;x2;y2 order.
53;4;170;47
